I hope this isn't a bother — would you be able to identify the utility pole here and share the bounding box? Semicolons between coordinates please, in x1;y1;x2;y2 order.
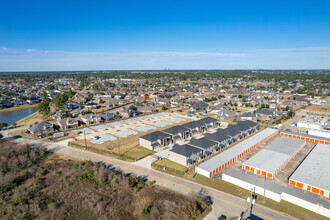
264;175;266;202
117;137;120;155
84;129;87;149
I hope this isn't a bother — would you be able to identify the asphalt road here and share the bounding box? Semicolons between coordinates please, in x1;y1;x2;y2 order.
11;137;296;220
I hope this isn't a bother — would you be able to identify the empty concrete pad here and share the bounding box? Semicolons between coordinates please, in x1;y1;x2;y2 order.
122;119;139;124
73;128;93;135
168;118;186;123
134;125;157;132
92;124;109;131
135;117;148;122
107;122;125;127
114;129;138;138
90;134;117;144
152;121;173;127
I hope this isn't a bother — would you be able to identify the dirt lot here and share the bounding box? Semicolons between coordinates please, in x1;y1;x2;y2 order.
71;113;193;159
304;105;330;113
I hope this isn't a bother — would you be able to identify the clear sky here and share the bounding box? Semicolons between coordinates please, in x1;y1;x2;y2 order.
1;0;330;71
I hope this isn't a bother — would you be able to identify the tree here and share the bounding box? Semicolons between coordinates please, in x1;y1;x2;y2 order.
288;111;295;118
129;105;137;110
38;101;50;116
162;105;168;110
0;123;8;130
41;91;48;100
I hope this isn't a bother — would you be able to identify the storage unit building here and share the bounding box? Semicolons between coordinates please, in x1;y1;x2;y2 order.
307;129;330;139
280;131;330;145
289;143;330;199
195;128;278;177
242;137;306;179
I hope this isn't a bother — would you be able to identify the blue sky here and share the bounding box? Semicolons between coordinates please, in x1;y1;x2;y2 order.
0;0;330;71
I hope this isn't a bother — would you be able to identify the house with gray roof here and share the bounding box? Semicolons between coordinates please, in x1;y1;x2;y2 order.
182;120;207;135
162;125;191;141
28;121;54;138
204;132;231;148
189;137;219;155
169;144;204;166
198;117;219;129
139;131;172;150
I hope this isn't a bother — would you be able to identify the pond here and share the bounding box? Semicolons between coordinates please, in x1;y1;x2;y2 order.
0;107;38;126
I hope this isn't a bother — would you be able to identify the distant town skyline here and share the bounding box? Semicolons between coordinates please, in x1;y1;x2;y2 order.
1;0;330;71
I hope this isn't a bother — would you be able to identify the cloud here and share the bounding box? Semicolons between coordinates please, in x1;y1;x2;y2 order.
0;47;247;57
255;46;330;52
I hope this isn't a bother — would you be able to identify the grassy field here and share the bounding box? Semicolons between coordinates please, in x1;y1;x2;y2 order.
15;111;54;127
304;105;330;113
154;159;188;172
69;141;155;162
0;104;38;113
122;146;156;159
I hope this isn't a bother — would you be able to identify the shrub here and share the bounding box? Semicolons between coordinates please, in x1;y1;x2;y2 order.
141;207;149;216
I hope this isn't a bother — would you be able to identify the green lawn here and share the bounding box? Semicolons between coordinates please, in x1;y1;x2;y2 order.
154;159;188;172
150;165;327;220
122;146;156;160
185;173;327;220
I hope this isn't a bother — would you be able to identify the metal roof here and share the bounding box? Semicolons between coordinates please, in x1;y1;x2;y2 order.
243;137;305;174
196;128;277;173
224;168;330;210
281;130;330;142
290;143;330;192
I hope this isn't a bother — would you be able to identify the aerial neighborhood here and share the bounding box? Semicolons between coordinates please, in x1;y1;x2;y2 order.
0;71;329;219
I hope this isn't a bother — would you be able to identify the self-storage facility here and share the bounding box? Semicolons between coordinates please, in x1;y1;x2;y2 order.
289;143;330;198
195;128;277;177
242;137;306;179
280;131;330;145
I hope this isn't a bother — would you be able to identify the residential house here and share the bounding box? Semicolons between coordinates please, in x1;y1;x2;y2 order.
189;137;219;155
198;117;219;129
57;118;79;130
240;112;257;121
121;108;141;118
139;131;172;150
216;109;236;119
182;121;207;135
169;144;204;166
99;112;117;122
28;122;54;138
204;132;230;148
163;125;191;142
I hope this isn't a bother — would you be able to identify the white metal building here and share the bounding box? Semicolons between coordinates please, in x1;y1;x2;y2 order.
297;116;328;130
195;128;278;177
307;129;330;139
242;137;306;178
289;143;330;199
